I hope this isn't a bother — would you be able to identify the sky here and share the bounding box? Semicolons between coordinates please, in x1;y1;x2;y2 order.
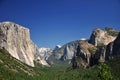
0;0;120;49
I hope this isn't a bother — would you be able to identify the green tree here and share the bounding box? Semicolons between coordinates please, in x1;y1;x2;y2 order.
105;27;119;37
98;64;114;80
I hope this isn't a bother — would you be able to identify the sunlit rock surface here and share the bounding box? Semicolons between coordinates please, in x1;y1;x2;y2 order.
0;21;47;67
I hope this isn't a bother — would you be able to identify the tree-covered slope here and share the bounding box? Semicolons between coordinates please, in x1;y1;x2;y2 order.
107;56;120;80
1;46;120;80
0;48;37;80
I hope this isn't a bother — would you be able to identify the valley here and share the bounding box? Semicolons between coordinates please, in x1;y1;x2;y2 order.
0;0;120;80
0;22;120;80
0;45;120;80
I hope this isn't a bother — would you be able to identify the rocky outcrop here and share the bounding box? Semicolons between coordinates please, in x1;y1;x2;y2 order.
88;28;119;66
112;32;120;55
46;27;119;68
89;28;116;46
0;21;47;67
106;32;120;60
93;32;120;65
71;28;119;68
72;40;97;68
91;45;106;65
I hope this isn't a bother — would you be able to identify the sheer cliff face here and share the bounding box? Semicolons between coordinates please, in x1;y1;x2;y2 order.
112;32;120;55
0;22;40;67
89;28;116;46
106;32;120;59
54;40;79;60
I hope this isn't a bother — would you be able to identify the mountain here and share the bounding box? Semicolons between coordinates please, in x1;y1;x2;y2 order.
49;28;119;68
72;40;97;68
39;47;53;60
72;28;119;68
0;24;120;80
0;21;48;67
47;40;87;65
53;28;117;62
53;40;80;60
90;28;119;65
106;32;120;59
89;28;117;46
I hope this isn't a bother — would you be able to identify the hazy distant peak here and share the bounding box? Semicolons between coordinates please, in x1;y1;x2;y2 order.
39;47;52;53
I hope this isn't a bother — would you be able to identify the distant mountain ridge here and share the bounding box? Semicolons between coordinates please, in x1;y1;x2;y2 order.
0;21;119;69
49;28;119;67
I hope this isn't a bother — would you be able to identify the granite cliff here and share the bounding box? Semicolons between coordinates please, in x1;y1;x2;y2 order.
89;28;116;46
106;32;120;60
52;40;79;61
50;28;118;68
0;21;47;67
72;40;97;68
72;28;119;68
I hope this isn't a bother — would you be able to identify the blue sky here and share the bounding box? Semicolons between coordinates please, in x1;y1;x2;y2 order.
0;0;120;48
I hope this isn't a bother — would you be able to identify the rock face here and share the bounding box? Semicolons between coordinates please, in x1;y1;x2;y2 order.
71;28;119;68
0;21;45;67
106;32;120;59
50;40;97;68
91;45;106;66
72;40;97;68
46;27;119;68
53;40;80;60
48;28;117;65
46;41;80;65
39;47;53;60
89;28;116;46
